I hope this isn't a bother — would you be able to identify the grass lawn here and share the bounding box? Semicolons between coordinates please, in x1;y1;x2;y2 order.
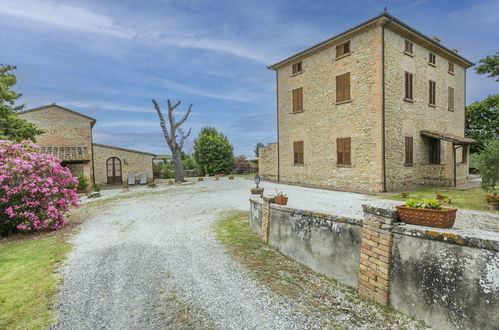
215;211;427;329
0;234;71;329
382;187;497;213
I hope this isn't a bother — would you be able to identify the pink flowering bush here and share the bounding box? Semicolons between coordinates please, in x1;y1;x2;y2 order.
0;140;79;235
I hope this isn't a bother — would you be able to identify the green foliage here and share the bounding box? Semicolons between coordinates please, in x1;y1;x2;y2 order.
161;161;175;179
465;94;499;153
254;142;264;157
193;127;234;175
77;175;89;191
93;184;101;192
405;198;443;210
474;140;499;195
475;52;499;81
182;157;198;171
0;64;44;141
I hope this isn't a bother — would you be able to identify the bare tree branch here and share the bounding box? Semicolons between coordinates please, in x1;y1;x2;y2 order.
152;99;173;149
175;104;192;128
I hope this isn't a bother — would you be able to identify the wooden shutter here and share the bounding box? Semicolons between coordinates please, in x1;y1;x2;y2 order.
429;52;436;65
448;87;454;110
344;138;351;165
448;62;454;73
405;137;413;164
336;73;350;103
336;44;344;58
429;138;440;164
337;138;351;165
292;88;303;112
405;72;413;100
429;80;436;105
292;61;302;74
294;141;304;165
405;40;413;54
337;139;344;164
336;41;350;58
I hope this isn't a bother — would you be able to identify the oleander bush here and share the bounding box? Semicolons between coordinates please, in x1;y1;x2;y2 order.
0;140;79;236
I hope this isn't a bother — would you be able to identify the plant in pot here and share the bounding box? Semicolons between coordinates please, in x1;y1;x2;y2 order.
250;174;264;195
274;191;288;205
228;175;235;180
77;175;89;193
435;193;450;204
122;182;129;192
486;195;499;210
474;140;499;210
396;198;457;229
198;177;204;181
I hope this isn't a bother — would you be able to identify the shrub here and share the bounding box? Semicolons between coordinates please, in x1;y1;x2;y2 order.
475;139;499;196
0;140;79;235
77;175;89;191
93;184;101;192
405;198;443;210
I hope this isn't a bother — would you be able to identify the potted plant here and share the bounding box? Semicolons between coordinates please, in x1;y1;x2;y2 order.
435;193;450;204
122;182;129;192
229;175;235;180
251;187;264;195
486;195;499;210
198;177;204;181
474;140;499;211
400;192;407;198
396;199;457;229
77;175;89;193
274;191;288;205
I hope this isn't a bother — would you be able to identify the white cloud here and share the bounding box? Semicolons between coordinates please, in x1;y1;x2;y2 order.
59;100;150;113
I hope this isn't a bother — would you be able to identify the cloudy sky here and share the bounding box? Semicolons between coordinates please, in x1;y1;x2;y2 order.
1;0;497;156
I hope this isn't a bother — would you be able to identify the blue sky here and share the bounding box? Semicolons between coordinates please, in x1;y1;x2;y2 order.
1;0;497;156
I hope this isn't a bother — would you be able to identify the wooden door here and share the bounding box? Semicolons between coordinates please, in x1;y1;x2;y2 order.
106;157;122;184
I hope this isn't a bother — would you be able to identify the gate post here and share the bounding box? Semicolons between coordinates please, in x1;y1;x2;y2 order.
261;196;273;243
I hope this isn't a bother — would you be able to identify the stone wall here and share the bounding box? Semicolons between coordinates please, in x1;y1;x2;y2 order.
249;198;499;329
274;23;384;192
258;143;278;180
383;28;469;190
93;144;155;185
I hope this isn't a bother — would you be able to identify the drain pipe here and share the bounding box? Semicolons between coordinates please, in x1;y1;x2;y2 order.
381;17;393;192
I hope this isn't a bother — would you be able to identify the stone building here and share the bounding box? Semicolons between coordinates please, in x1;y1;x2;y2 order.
17;104;155;188
259;12;476;192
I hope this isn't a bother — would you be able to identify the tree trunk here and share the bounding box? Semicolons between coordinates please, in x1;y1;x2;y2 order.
173;150;183;182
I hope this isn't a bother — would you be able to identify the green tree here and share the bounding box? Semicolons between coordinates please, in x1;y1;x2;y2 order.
193;127;234;175
254;142;264;157
0;64;43;141
476;52;499;81
474;140;499;196
465;94;499;153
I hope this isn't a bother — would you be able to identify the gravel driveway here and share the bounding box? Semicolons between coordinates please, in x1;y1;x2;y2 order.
53;178;498;329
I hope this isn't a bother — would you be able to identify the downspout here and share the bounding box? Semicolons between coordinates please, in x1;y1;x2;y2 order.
453;144;458;187
90;122;96;187
381;18;393;192
275;70;280;182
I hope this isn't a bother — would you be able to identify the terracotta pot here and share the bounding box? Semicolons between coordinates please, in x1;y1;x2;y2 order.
198;177;204;181
274;196;288;205
229;176;234;180
250;188;264;195
488;201;499;210
396;205;457;229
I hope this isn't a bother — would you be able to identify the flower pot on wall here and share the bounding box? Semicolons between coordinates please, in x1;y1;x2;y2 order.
251;188;264;195
396;205;457;229
488;202;499;210
274;196;288;205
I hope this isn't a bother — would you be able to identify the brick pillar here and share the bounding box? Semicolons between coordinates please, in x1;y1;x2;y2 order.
261;196;274;243
358;204;399;305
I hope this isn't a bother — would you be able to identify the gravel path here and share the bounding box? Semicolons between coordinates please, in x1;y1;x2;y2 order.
54;179;498;329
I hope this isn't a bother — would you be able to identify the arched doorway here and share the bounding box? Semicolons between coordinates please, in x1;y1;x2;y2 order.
106;157;122;184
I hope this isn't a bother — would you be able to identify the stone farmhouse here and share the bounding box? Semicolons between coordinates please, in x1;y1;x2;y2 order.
17;104;156;188
258;12;476;192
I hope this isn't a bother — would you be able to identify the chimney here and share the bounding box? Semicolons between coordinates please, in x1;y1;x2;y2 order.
451;48;459;53
432;36;441;43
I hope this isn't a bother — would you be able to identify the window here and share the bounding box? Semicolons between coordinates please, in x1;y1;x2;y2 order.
336;72;351;103
293;141;304;165
405;137;413;165
337;138;351;165
404;72;413;101
336;41;351;58
448;61;455;74
428;138;440;164
429;52;436;66
448;87;455;110
292;61;302;74
429;80;436;106
461;145;468;164
292;87;303;112
404;40;413;55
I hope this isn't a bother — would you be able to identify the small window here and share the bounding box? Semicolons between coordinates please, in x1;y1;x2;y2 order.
293;141;304;165
404;72;413;101
292;87;303;113
429;52;436;66
405;137;413;165
428;138;440;164
336;72;351;103
429;80;436;106
404;40;413;55
337;138;351;165
448;87;455;110
292;61;302;74
448;62;455;74
336;41;351;58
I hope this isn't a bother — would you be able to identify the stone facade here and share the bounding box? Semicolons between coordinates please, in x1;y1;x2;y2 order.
93;144;155;185
260;13;473;192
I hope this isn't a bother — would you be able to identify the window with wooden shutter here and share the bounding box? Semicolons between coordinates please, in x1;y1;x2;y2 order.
404;40;413;55
404;72;413;101
448;61;454;74
405;137;413;165
429;80;436;106
429;52;436;66
336;41;350;58
292;87;303;112
448;87;455;110
336;72;351;103
293;141;304;165
337;138;351;165
292;61;302;74
428;138;440;164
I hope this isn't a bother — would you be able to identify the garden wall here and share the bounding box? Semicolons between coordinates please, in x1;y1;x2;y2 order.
249;197;499;329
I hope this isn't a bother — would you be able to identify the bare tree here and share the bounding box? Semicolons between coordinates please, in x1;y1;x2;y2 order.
152;99;192;182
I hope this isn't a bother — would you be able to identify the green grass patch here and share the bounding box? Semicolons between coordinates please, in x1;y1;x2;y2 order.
382;187;497;213
0;236;71;329
215;211;428;328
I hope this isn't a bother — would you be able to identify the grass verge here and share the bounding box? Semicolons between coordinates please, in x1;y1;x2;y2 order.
381;187;497;213
215;211;428;329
